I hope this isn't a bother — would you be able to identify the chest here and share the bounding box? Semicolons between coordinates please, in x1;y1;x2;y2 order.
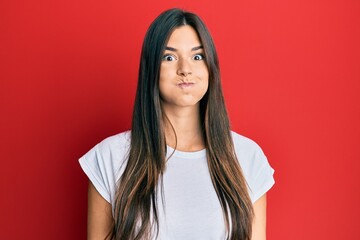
155;157;227;240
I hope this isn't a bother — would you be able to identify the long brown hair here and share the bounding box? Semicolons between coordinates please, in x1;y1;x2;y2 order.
113;8;254;240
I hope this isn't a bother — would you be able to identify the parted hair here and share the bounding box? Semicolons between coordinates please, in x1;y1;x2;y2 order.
113;8;254;240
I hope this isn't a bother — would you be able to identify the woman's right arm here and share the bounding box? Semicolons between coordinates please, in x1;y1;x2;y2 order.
87;182;114;240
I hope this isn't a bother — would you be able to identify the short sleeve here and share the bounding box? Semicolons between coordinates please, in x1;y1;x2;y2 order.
231;132;275;203
246;147;275;203
79;144;112;203
78;132;130;208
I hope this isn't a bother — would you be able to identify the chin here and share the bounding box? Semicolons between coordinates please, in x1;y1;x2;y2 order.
162;100;201;109
176;100;202;108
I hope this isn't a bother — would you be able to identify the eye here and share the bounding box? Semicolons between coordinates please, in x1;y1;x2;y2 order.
162;54;176;61
193;54;205;61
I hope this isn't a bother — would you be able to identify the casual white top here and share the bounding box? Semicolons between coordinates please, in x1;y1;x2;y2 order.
79;130;275;239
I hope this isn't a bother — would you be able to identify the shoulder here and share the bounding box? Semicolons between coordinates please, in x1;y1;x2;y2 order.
80;129;132;170
95;130;131;157
87;130;132;175
230;130;268;171
230;131;264;158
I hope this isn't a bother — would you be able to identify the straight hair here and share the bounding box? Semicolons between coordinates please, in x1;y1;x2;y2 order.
114;8;254;240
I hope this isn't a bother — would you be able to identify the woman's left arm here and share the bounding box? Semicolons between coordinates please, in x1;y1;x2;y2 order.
251;194;267;240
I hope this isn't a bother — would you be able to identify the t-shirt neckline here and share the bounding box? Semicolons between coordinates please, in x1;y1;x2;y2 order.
166;145;207;159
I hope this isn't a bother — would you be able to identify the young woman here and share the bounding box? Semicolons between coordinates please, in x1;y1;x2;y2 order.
80;8;274;240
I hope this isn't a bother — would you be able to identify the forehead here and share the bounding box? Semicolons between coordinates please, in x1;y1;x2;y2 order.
166;25;202;47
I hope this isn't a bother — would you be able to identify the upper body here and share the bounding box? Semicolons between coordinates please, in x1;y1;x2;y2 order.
80;8;275;240
80;130;274;239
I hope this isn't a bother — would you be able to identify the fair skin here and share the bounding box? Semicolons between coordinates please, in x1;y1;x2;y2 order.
159;25;208;151
87;182;113;240
87;25;267;239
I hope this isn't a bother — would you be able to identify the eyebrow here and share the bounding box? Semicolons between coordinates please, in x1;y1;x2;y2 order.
165;46;203;52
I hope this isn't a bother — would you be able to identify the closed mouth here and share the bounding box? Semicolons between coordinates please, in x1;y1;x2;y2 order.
177;82;194;88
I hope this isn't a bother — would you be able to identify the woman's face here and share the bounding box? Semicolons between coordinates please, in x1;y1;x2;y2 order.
159;25;209;110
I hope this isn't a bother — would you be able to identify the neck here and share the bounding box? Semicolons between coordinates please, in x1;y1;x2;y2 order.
161;103;205;152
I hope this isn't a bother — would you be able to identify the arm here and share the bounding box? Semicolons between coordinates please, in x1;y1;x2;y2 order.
251;194;267;240
87;181;114;240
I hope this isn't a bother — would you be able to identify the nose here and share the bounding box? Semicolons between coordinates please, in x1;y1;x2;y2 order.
176;58;192;77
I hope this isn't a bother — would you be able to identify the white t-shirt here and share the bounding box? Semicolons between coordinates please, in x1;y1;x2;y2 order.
79;130;275;239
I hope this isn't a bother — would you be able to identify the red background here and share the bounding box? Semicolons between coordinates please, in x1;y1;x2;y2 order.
1;0;359;239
